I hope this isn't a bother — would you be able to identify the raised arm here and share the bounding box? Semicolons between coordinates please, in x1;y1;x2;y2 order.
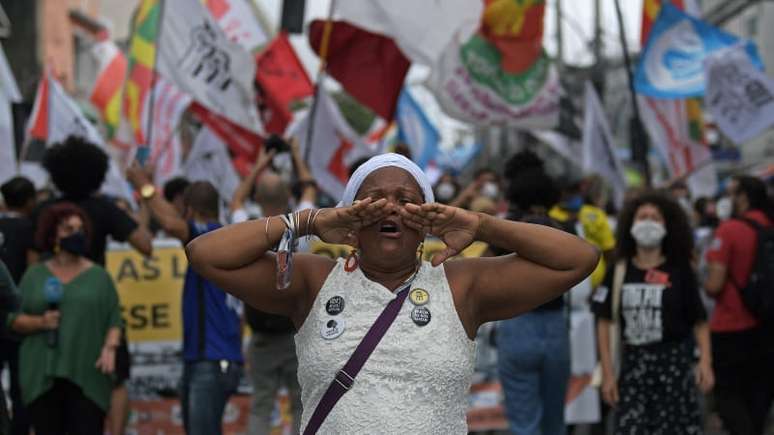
401;203;599;334
126;163;189;243
186;198;390;325
229;149;275;214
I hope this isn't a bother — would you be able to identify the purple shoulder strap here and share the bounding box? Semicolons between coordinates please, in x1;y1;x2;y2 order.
302;286;410;435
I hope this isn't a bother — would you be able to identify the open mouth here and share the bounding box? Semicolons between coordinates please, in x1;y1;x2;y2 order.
378;219;402;238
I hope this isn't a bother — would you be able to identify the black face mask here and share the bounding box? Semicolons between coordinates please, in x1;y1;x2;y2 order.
59;232;87;256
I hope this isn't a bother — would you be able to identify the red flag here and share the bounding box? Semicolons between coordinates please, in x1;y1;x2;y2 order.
309;20;410;121
190;102;263;163
256;32;313;134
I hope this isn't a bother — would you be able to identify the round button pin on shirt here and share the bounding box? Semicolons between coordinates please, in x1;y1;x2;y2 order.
321;318;346;340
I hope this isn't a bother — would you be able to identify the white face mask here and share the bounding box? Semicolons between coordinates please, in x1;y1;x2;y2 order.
716;196;732;221
630;219;666;248
435;183;456;202
481;181;499;199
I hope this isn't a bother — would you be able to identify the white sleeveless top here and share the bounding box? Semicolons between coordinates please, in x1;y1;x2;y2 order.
295;259;476;434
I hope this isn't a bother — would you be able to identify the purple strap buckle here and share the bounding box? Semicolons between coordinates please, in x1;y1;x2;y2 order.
334;369;355;390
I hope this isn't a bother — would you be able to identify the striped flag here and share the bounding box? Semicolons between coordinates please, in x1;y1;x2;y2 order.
123;0;160;145
89;39;127;138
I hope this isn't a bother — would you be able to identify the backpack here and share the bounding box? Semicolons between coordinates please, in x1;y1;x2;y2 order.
735;218;774;324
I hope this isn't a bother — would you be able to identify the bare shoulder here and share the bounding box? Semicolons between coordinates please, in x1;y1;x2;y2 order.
297;253;337;291
441;258;481;339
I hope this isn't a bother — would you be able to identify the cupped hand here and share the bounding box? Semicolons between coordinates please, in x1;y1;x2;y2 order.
400;203;480;266
313;198;391;246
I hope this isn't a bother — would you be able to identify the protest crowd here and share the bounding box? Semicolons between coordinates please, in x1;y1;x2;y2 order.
1;0;774;434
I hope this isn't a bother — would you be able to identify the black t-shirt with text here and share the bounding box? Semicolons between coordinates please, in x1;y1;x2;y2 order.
592;260;706;346
34;196;138;266
0;213;34;284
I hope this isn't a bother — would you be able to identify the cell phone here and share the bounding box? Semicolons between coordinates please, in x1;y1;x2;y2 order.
264;134;291;154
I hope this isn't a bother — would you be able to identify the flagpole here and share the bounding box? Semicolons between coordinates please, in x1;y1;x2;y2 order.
141;0;165;166
303;0;337;163
613;0;651;187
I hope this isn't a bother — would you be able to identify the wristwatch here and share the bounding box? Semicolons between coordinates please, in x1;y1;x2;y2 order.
140;184;156;200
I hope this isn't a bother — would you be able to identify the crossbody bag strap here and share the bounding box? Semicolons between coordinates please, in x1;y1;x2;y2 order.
303;286;411;435
611;260;627;323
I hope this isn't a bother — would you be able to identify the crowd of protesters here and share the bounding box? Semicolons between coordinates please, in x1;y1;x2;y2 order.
1;134;773;434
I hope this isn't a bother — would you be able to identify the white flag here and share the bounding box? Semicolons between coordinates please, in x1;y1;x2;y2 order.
0;43;20;184
288;91;365;200
22;73;132;201
638;96;717;198
183;126;240;203
705;45;774;144
157;0;262;134
335;0;482;66
582;82;626;208
144;77;191;181
205;0;270;52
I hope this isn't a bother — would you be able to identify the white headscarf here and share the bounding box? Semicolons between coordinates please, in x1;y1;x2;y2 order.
340;153;435;206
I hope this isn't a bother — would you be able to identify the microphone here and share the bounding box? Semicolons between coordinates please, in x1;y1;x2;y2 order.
44;277;63;348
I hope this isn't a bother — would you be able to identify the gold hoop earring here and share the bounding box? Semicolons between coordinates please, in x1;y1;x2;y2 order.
417;242;425;262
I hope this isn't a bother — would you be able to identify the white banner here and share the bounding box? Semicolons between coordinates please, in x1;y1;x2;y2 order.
582;82;626;208
0;43;20;184
158;0;262;134
705;45;774;144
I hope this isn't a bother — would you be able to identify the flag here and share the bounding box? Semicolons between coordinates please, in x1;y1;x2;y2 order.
395;89;439;169
287;91;366;200
634;3;762;98
427;0;560;128
639;96;717;198
146;77;192;170
123;0;161;145
705;45;774;144
582;82;626;208
309;20;410;121
334;0;481;66
638;0;717;198
205;0;269;52
157;0;262;133
256;32;314;134
640;0;699;44
182;125;240;202
190;102;262;162
89;39;127;138
23;72;133;201
0;42;21;184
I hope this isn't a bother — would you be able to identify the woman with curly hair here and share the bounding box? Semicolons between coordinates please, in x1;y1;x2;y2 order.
10;202;122;435
592;191;713;434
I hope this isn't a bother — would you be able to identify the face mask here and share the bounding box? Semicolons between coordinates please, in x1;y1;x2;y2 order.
59;232;87;256
481;182;499;200
435;183;456;202
716;196;732;221
630;220;666;248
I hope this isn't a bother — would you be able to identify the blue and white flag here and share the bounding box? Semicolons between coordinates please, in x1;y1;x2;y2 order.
634;3;762;98
396;89;440;169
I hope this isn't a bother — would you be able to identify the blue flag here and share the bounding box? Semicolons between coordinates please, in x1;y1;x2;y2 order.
634;3;762;98
396;89;440;169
